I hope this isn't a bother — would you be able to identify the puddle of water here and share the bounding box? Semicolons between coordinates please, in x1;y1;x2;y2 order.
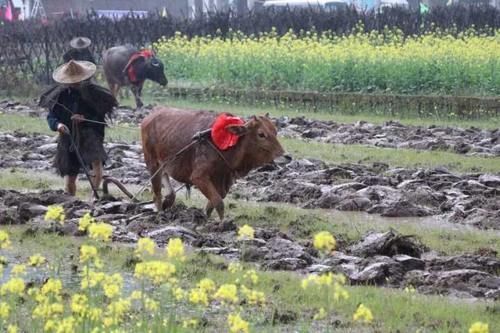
325;209;500;235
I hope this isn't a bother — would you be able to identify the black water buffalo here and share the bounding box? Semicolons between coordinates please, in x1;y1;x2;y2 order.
102;45;167;109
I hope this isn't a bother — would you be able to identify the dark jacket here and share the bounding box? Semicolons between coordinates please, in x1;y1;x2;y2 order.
40;81;117;135
39;82;117;176
63;48;96;64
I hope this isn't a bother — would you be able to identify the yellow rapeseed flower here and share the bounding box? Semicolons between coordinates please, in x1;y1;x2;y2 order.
0;277;25;296
80;268;106;289
28;254;47;267
88;222;113;242
102;273;123;298
214;284;239;304
87;307;102;322
313;231;336;253
189;287;209;307
71;293;88;316
0;230;11;249
182;319;198;329
172;286;187;301
404;285;416;293
41;278;63;296
78;212;95;231
333;283;350;301
237;225;255;240
0;301;10;319
11;264;27;277
7;325;18;333
135;237;156;258
57;316;76;333
44;205;65;224
243;269;259;285
129;290;143;300
33;301;64;320
166;237;185;261
228;262;243;273
104;298;131;327
228;313;249;333
44;320;57;332
353;304;374;324
241;285;265;306
313;307;327;320
301;274;320;289
197;278;216;293
469;322;489;333
79;245;102;267
145;298;159;311
134;261;176;285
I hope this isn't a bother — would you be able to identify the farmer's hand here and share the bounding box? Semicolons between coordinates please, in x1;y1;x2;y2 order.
57;123;70;135
71;114;85;123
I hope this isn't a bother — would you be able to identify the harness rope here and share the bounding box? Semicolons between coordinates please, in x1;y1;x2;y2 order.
50;101;237;202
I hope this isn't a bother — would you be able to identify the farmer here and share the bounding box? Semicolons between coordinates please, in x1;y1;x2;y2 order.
63;37;96;64
39;60;117;197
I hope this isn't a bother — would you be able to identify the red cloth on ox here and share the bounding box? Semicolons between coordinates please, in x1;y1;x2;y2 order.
126;49;155;83
211;113;245;150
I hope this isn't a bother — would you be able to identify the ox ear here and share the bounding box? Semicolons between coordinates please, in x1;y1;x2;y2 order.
264;112;270;118
225;124;248;136
150;57;161;67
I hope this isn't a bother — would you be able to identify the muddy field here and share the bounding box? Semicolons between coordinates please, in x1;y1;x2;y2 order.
1;189;499;300
3;101;500;156
1;102;499;230
1;101;499;302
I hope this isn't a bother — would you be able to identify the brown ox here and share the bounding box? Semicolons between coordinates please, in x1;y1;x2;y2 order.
141;107;285;220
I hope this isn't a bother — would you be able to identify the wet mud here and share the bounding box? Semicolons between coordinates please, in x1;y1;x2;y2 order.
0;189;498;300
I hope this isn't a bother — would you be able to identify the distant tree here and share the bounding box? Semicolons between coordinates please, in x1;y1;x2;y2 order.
235;0;248;14
194;0;204;16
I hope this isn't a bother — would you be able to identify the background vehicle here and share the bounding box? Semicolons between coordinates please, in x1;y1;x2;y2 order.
263;0;351;10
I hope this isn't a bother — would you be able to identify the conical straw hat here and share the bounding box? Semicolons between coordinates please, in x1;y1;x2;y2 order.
52;60;96;84
70;36;91;49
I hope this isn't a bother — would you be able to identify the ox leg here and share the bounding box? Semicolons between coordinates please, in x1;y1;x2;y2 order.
131;85;144;109
114;85;122;102
151;169;163;211
193;178;224;220
162;172;176;210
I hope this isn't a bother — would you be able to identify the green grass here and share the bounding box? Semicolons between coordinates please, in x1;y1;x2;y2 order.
3;226;499;333
0;113;140;142
1;112;499;174
143;94;500;130
283;138;500;173
4;90;500;129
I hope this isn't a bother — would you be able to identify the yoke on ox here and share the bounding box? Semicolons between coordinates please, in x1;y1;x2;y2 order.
102;45;167;109
141;107;285;220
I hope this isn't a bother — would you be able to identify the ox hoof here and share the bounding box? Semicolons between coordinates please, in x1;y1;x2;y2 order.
162;194;175;210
